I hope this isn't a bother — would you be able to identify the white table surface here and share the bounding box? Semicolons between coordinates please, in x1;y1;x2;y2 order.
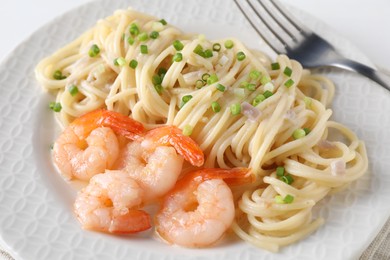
0;0;389;259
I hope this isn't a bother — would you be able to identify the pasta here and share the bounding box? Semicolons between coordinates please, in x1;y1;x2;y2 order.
35;8;368;251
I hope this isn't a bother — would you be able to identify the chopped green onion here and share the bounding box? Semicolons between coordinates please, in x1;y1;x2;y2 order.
182;95;193;103
224;40;234;49
252;94;266;106
150;31;159;39
159;19;168;25
283;66;293;77
195;80;204;89
304;96;312;108
260;75;271;85
140;45;148;54
281;174;294;185
276;166;285;177
271;62;280;70
154;84;163;95
303;127;311;135
263;90;273;98
53;70;66;80
172;53;183;62
292;128;306;139
129;23;140;36
182;125;193;136
216;83;226;92
114;57;126;66
88;44;100;57
207;74;218;85
212;43;221;52
158;67;167;76
230;103;241;115
245;83;256;91
275;194;294;204
240;81;249;88
152;74;162;85
236;51;246;61
284;79;295;88
127;37;135;45
49;102;62;112
204;49;213;58
274;195;285;204
249;70;261;80
173;40;184;51
68;85;78;96
129;59;138;69
283;194;294;204
138;32;149;42
201;73;210;82
211;101;221;113
193;44;204;56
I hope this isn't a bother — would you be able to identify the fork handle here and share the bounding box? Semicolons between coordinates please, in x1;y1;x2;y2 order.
333;59;390;92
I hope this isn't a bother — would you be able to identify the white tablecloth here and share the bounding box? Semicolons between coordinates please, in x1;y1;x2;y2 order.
0;0;389;259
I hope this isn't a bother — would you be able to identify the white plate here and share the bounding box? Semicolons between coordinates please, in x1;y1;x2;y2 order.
0;0;390;259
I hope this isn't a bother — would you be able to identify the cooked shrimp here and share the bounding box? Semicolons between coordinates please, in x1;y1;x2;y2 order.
52;109;144;180
155;168;253;247
74;170;151;234
115;126;204;202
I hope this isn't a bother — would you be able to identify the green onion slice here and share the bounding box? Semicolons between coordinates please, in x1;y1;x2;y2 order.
129;23;140;36
172;53;183;62
236;51;246;61
138;32;149;42
195;79;204;89
276;166;285;177
271;62;280;70
211;101;221;113
154;84;163;95
150;31;159;39
53;70;66;80
88;44;100;57
224;40;234;49
129;59;138;69
68;85;79;96
173;40;184;51
284;79;295;88
212;43;221;52
230;103;241;115
207;74;218;85
283;66;293;77
216;83;226;92
292;128;306;139
49;102;62;112
140;45;148;54
182;125;193;136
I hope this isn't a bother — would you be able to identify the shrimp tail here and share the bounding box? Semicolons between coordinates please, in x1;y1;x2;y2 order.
147;126;204;167
72;109;145;140
170;167;253;194
110;209;151;234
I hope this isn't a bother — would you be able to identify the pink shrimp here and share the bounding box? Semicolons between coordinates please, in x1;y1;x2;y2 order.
52;109;144;181
115;126;205;202
74;170;151;233
155;168;253;247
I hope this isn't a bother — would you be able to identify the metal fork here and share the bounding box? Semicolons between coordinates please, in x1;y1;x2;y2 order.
234;0;390;91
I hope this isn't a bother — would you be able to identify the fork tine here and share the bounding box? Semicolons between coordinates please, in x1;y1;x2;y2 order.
270;0;310;35
234;0;286;54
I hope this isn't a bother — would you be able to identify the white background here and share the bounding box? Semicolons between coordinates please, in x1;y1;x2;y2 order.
0;0;389;71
